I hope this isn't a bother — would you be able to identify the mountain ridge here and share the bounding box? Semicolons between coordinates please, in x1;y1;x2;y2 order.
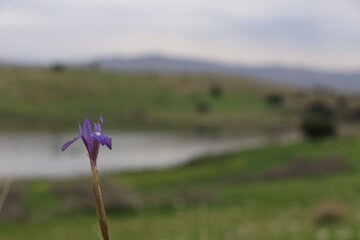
89;54;360;93
2;54;359;93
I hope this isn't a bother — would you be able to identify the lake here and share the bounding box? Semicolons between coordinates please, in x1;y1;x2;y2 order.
0;132;298;179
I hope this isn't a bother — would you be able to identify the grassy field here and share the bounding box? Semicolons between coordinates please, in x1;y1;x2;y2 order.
1;137;360;239
0;68;294;133
1;67;360;239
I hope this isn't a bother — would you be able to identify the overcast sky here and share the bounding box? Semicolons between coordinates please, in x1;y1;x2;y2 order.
0;0;359;70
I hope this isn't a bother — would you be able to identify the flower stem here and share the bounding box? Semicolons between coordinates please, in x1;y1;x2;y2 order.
90;162;110;240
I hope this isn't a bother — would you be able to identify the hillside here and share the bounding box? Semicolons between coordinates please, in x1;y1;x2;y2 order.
91;55;360;93
0;68;295;133
1;138;360;239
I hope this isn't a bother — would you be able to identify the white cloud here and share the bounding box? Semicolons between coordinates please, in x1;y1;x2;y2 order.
0;7;44;28
0;0;359;70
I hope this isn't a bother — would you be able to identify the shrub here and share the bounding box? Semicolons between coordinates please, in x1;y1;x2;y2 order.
265;93;284;107
301;101;337;139
50;63;66;73
209;83;223;98
301;115;336;139
312;201;347;225
195;101;210;114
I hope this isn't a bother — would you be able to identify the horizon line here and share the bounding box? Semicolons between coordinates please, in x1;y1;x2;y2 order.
1;52;360;74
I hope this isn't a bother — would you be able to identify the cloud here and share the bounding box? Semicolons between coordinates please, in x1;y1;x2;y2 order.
0;0;359;70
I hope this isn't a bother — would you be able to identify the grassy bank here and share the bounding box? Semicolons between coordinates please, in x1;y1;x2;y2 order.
0;68;293;132
1;137;360;239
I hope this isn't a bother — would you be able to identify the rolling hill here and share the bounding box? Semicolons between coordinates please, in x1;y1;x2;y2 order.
90;54;360;93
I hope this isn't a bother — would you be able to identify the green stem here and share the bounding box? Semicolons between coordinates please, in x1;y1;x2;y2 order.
90;162;110;240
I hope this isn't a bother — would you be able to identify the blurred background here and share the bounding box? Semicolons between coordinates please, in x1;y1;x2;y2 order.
0;0;360;239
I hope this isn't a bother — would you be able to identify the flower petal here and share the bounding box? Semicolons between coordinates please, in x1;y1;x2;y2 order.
63;117;111;163
81;136;91;153
92;133;112;150
93;123;99;132
97;122;103;133
61;135;81;151
101;135;112;150
83;118;92;141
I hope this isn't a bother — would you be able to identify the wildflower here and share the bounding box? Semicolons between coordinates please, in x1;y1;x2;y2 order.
62;116;112;165
62;116;111;240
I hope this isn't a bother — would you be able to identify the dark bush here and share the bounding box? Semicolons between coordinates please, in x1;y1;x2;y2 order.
301;101;337;139
50;63;66;73
209;83;223;98
301;115;336;139
265;93;284;107
195;101;210;114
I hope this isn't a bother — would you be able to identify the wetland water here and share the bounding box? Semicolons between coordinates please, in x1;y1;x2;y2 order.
0;132;298;179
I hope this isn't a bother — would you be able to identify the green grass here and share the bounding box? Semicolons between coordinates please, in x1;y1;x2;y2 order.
1;137;360;239
0;68;292;132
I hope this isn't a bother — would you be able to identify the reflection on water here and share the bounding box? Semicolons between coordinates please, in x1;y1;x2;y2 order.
0;132;281;179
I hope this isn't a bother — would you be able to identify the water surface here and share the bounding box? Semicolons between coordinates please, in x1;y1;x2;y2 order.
0;132;294;179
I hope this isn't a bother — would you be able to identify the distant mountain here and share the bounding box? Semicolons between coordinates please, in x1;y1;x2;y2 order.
90;55;360;93
239;67;360;93
89;55;360;93
91;55;229;73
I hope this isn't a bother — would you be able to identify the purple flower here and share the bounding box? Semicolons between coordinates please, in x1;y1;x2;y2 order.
62;116;112;164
